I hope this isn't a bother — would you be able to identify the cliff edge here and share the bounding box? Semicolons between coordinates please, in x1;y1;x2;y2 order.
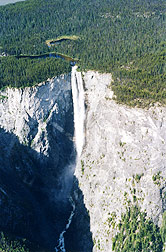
75;70;166;251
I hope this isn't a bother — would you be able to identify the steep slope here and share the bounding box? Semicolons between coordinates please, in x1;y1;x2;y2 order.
1;68;166;251
0;74;75;250
0;71;93;252
75;70;166;251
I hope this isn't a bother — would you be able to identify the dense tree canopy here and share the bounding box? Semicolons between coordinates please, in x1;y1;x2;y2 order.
0;0;166;105
0;56;71;89
112;206;163;252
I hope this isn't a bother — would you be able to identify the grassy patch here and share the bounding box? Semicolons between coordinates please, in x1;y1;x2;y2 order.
46;35;80;46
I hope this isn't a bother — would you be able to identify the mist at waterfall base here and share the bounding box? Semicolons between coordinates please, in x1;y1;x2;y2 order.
0;64;91;252
54;66;85;204
54;66;86;252
53;162;75;202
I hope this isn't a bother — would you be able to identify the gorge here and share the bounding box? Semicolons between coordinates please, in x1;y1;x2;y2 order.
1;0;166;250
0;67;166;251
55;65;86;252
0;67;92;252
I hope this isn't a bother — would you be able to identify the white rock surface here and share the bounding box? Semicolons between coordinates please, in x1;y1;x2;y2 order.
0;74;71;157
0;73;78;250
1;69;166;251
75;70;166;252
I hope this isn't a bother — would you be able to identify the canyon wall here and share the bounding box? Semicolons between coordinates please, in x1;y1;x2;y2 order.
1;69;166;251
0;74;76;250
0;72;93;252
75;70;166;251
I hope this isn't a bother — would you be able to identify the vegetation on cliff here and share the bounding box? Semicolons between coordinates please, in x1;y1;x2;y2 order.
0;0;165;104
0;232;29;252
112;206;166;252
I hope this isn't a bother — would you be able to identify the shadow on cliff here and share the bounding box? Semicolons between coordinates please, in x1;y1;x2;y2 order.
64;178;93;252
0;128;93;251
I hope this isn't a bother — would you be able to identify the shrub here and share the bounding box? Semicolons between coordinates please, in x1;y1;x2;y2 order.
112;206;163;252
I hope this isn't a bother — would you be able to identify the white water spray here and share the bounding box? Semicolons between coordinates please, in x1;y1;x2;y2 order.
55;66;85;251
71;65;85;157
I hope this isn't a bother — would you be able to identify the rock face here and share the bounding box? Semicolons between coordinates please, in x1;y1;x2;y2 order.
0;74;76;249
75;70;166;252
1;69;166;252
0;72;93;252
0;74;74;190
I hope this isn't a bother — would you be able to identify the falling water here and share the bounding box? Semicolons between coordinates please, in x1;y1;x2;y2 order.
71;65;85;157
55;66;85;251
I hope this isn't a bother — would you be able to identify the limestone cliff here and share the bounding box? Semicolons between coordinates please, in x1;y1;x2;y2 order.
1;69;166;252
75;70;166;251
0;72;93;252
0;74;76;250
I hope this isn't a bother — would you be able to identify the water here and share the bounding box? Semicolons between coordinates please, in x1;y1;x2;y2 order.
15;53;76;65
55;198;75;252
71;66;85;157
0;0;26;5
54;66;86;251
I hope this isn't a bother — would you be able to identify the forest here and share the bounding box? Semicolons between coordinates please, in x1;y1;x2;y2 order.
112;206;164;252
0;0;166;105
0;57;71;89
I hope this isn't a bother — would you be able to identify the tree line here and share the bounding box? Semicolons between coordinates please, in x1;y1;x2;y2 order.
0;0;165;105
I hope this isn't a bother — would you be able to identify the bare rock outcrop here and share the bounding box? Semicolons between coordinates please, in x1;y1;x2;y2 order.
75;70;166;252
0;74;75;249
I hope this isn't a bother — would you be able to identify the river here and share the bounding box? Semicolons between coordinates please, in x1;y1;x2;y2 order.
54;66;86;251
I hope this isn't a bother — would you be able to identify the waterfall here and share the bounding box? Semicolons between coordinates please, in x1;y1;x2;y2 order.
71;65;85;157
55;66;85;251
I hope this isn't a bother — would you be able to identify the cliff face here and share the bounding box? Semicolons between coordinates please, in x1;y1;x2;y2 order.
75;70;166;251
1;69;166;252
0;74;76;249
0;74;74;187
0;72;93;252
